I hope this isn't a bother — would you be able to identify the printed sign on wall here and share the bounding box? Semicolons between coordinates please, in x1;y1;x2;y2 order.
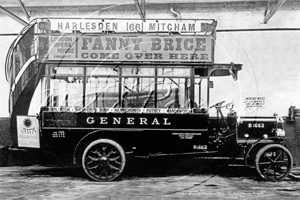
17;116;40;148
244;97;265;110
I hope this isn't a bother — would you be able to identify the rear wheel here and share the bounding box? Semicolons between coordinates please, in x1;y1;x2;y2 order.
255;144;293;181
82;139;126;181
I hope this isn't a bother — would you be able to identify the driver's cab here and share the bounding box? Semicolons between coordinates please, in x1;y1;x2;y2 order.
194;63;241;127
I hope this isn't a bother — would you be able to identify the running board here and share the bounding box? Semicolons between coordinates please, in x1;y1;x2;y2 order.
132;151;219;158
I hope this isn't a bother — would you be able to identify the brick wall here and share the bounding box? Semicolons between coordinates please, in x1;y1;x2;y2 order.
284;118;300;166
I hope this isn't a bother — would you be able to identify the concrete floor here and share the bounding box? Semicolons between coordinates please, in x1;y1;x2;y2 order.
0;156;300;200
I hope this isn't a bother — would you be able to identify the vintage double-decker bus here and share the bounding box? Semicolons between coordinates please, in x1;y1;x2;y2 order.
6;18;293;181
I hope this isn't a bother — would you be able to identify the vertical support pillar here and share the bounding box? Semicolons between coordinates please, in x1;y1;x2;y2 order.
264;0;286;24
17;0;31;21
134;0;146;22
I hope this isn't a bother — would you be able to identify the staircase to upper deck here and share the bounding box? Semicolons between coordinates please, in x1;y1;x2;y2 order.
5;20;41;148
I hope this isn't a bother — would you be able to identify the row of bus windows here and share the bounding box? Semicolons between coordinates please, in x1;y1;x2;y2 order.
42;65;202;109
46;77;190;109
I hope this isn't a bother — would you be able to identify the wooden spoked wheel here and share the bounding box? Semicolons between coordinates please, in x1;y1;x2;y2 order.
82;139;126;181
255;144;293;181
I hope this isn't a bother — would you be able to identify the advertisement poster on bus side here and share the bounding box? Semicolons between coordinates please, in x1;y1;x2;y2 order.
17;116;40;148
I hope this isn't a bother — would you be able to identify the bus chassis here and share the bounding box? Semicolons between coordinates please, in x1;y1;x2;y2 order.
39;99;292;182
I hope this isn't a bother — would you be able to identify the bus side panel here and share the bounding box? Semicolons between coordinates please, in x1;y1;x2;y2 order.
40;111;210;161
42;111;209;130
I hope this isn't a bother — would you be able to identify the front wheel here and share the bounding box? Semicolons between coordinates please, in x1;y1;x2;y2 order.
82;139;126;181
255;144;293;181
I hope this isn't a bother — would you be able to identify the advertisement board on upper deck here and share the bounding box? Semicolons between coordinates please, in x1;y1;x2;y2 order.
45;34;213;62
38;18;216;63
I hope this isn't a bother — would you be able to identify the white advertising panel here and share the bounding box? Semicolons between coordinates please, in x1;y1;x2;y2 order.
49;19;215;33
48;36;77;60
48;35;213;62
17;116;40;148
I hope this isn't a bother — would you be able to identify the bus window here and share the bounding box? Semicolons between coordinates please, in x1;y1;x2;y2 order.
85;76;119;108
85;66;119;108
48;66;84;107
194;78;208;110
122;77;155;108
157;67;191;109
121;67;155;108
157;78;191;109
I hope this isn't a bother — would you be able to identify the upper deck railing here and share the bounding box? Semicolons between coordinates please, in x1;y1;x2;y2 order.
5;19;39;114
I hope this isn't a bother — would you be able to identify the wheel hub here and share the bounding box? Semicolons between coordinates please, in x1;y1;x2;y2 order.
100;156;108;162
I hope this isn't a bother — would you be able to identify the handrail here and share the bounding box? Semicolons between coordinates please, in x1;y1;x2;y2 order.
5;19;38;81
10;55;37;93
4;38;16;81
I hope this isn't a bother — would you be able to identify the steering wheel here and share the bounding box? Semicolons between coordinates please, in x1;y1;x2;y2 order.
209;101;225;109
225;101;234;110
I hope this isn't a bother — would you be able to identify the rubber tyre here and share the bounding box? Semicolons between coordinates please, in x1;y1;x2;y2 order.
255;144;293;181
82;139;126;181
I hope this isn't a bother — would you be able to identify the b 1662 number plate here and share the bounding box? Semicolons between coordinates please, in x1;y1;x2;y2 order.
248;123;264;128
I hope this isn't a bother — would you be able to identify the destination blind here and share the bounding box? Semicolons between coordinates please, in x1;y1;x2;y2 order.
48;19;216;33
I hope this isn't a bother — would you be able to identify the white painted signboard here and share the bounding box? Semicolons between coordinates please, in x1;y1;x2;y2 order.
48;35;213;62
17;116;40;148
48;19;215;33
